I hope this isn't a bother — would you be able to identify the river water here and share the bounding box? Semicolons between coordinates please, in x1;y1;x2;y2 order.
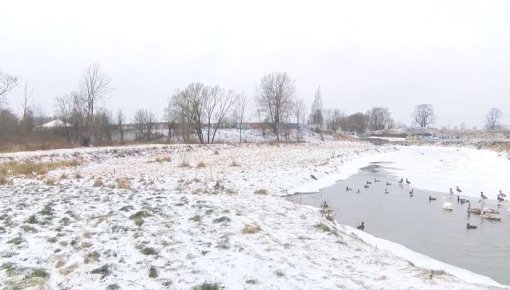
291;160;510;285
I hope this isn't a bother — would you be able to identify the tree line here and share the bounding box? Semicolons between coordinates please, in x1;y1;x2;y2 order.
0;65;507;150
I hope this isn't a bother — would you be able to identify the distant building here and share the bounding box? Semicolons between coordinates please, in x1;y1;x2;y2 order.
37;119;70;129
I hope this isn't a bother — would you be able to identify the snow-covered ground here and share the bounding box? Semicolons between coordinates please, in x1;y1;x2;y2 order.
0;142;508;289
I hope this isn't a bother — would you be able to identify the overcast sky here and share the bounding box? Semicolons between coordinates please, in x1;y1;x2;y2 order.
1;0;509;127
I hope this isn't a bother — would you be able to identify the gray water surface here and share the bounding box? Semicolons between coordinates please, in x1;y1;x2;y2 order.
291;162;510;285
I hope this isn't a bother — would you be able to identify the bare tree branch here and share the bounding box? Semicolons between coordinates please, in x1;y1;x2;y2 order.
0;70;18;103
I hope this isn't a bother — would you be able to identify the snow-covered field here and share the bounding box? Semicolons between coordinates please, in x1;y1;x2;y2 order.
0;141;507;289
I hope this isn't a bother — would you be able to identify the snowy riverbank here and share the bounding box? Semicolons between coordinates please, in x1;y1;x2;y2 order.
0;142;507;289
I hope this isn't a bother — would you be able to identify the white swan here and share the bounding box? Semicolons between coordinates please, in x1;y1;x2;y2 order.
442;202;453;210
442;196;453;211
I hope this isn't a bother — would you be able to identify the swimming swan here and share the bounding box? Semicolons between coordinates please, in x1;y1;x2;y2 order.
442;201;453;211
466;200;481;215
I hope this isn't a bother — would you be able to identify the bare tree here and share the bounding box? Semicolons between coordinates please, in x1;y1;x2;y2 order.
133;109;156;141
70;91;87;142
203;86;235;144
94;108;113;143
169;83;236;144
368;107;393;131
116;108;125;144
163;101;177;142
170;83;206;143
485;107;503;130
412;104;435;128
80;62;113;144
256;72;295;142
0;109;19;140
54;94;74;141
234;93;248;143
294;99;306;142
20;83;34;139
342;112;369;133
309;87;323;131
0;70;18;103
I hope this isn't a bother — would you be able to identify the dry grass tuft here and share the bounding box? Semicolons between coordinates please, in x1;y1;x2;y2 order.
242;223;261;234
115;178;130;189
0;159;80;177
179;160;190;168
196;161;206;168
93;178;104;187
155;156;172;163
314;223;331;232
44;178;56;186
230;160;240;167
254;189;268;195
0;175;7;185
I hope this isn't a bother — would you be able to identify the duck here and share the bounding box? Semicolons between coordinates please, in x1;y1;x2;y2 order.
374;178;380;183
384;189;389;194
499;190;506;198
466;200;481;214
406;178;411;185
480;192;488;200
456;186;462;193
364;184;369;189
322;201;329;209
366;181;372;185
355;189;360;193
457;196;466;204
466;223;477;230
398;178;404;184
449;188;454;195
497;195;505;202
386;181;392;186
346;186;352;191
429;196;437;202
357;222;365;231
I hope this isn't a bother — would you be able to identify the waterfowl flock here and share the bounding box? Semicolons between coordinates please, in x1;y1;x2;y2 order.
343;176;508;231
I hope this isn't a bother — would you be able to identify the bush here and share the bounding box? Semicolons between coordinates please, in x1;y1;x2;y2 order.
149;266;158;278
